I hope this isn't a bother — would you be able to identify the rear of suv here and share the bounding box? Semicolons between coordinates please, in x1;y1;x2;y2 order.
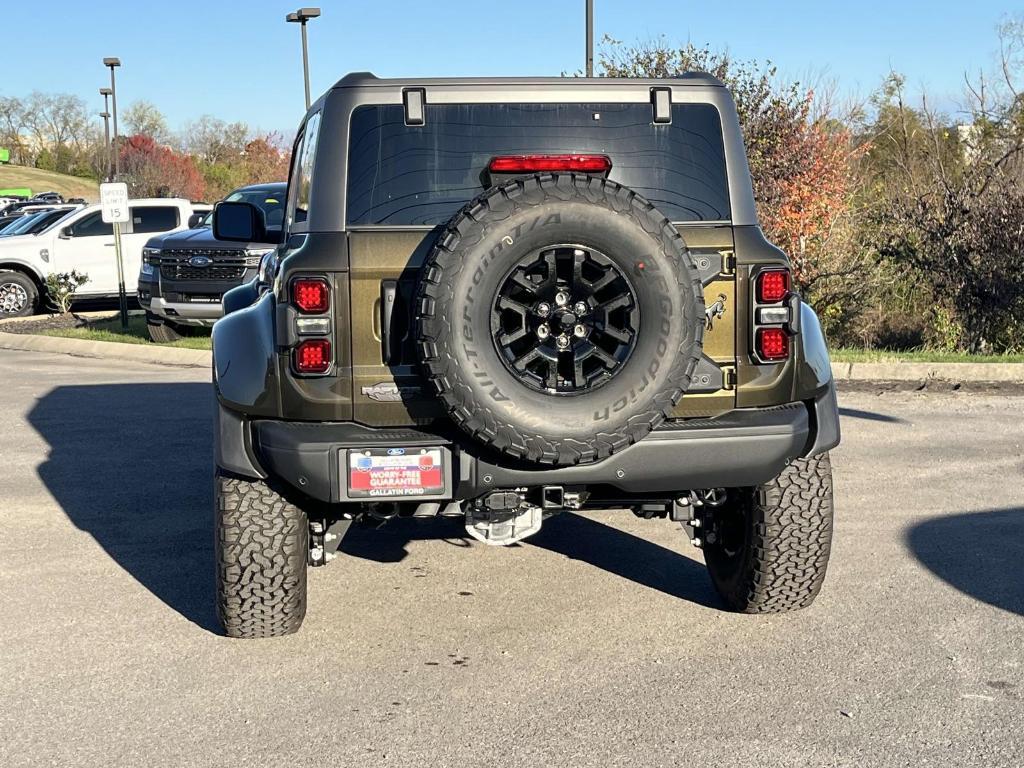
211;73;840;638
137;183;284;342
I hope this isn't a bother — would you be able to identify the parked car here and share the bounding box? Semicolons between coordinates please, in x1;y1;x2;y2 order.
137;183;284;342
209;72;840;638
29;191;63;204
0;198;197;316
0;212;30;231
0;205;80;237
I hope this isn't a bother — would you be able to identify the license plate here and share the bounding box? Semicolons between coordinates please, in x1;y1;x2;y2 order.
347;447;445;498
185;294;220;303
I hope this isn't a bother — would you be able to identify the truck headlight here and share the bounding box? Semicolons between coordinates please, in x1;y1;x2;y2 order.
142;247;161;265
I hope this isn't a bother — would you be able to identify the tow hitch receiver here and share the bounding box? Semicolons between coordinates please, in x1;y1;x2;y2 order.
465;490;543;546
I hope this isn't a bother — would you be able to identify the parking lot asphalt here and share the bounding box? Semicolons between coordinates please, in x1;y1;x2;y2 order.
0;348;1021;768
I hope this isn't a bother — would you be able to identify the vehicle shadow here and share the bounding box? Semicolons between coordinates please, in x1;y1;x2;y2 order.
27;383;220;634
838;406;907;424
342;511;721;608
906;507;1024;616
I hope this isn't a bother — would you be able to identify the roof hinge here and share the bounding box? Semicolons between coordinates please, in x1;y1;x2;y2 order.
403;88;426;126
650;87;672;124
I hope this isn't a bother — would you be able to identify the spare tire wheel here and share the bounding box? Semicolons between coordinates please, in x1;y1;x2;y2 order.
417;174;704;466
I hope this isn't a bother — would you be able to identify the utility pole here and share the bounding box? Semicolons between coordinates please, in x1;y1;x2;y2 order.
103;58;121;180
287;8;321;109
585;0;594;77
99;88;112;181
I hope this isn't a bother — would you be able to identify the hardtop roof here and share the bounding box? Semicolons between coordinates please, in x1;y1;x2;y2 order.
331;71;726;90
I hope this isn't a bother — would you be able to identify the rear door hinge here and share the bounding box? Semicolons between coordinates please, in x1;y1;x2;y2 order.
722;365;737;391
719;249;736;275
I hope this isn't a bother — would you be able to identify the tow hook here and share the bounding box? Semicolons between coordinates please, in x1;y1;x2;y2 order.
308;518;352;567
674;489;727;549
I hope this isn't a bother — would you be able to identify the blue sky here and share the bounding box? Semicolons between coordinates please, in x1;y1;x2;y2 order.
1;0;1013;133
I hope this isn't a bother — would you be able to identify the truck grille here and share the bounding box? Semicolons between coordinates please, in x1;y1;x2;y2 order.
156;249;253;282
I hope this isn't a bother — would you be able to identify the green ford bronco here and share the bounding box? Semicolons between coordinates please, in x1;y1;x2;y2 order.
211;73;840;638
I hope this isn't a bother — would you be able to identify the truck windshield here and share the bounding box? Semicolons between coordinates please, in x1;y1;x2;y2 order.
225;188;286;227
346;102;730;226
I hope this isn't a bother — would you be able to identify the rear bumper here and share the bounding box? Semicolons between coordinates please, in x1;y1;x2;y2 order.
218;381;840;504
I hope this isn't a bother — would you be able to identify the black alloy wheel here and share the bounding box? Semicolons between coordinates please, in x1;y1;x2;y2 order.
490;245;639;394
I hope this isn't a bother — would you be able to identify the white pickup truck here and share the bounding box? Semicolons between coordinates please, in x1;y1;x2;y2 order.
0;198;199;317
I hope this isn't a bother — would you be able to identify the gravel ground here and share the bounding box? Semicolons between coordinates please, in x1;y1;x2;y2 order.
0;349;1021;768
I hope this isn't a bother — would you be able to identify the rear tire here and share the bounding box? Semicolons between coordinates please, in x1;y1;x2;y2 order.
215;469;308;638
0;270;38;317
146;312;184;343
703;453;834;613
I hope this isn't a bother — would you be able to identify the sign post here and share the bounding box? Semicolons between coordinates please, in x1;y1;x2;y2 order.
100;182;130;331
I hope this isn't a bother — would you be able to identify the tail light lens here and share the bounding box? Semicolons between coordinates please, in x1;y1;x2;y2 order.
294;339;332;374
292;277;330;313
756;328;789;361
756;269;790;303
488;154;612;173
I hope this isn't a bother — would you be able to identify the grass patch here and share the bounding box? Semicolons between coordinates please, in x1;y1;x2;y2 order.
0;164;99;202
832;348;1024;364
40;315;211;350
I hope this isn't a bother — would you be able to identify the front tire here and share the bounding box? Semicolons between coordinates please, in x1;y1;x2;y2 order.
703;453;834;613
215;469;308;638
146;312;185;343
0;270;38;317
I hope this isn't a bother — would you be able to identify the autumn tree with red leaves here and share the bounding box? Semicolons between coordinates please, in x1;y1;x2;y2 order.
118;134;206;201
599;40;870;337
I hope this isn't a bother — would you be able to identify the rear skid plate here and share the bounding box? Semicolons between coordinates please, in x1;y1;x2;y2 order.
465;503;542;546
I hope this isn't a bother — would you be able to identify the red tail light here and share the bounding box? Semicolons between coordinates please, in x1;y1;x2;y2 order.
294;339;332;373
756;328;789;361
292;277;330;313
756;269;790;303
488;154;612;174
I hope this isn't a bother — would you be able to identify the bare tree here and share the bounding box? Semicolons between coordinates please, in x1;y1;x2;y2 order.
182;115;250;164
122;100;170;144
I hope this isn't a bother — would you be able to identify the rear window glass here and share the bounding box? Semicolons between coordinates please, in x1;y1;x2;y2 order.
131;206;179;233
346;102;730;226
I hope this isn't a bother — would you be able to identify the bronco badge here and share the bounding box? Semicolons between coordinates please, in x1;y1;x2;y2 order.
705;293;727;330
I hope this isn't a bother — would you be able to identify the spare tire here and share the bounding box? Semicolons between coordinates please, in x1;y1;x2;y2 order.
416;174;704;466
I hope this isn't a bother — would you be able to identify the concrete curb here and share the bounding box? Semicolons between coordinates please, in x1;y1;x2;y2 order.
0;330;210;368
831;361;1024;383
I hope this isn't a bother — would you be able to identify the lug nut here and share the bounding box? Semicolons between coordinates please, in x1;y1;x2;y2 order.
691;538;702;548
573;323;587;338
537;324;550;339
536;302;551;317
573;301;588;315
556;334;570;349
555;291;570;307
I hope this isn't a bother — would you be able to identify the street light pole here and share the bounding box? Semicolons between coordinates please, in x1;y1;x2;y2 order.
585;0;594;77
99;88;112;181
287;8;321;110
99;112;111;181
103;58;121;180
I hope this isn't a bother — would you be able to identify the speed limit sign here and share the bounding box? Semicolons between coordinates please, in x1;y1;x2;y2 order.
100;182;129;224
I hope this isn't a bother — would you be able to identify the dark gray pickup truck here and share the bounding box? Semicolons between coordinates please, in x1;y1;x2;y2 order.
137;183;284;342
